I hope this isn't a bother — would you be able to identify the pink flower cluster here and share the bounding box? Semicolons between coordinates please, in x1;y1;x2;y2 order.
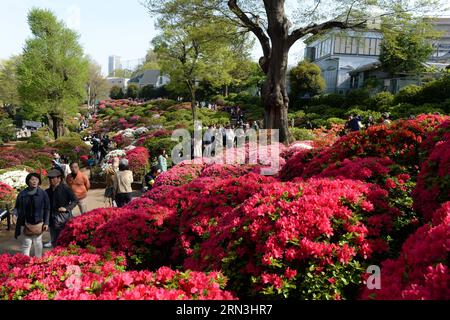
0;181;15;203
125;147;149;174
413;120;450;221
361;202;449;300
154;162;204;187
0;246;234;300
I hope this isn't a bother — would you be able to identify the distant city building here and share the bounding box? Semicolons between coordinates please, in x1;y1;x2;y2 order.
304;17;450;94
128;70;170;88
108;55;122;77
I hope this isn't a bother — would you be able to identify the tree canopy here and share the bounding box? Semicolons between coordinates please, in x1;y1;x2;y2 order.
380;14;440;76
17;8;88;138
289;60;325;100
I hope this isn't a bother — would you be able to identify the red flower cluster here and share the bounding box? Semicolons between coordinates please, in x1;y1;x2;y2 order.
413;120;450;221
190;179;383;299
58;208;126;247
0;246;234;300
361;202;449;300
154;162;204;187
0;181;16;203
125;147;149;175
284;115;448;180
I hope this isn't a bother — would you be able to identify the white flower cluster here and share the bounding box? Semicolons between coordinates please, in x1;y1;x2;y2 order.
104;149;126;163
0;170;29;190
122;129;135;139
134;127;149;136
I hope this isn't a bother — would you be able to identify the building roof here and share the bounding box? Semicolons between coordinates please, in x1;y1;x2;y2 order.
349;61;382;75
129;70;161;85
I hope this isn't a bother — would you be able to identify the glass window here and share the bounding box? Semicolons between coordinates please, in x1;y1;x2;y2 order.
334;37;342;53
358;38;365;55
363;38;370;55
375;39;381;55
351;38;358;54
345;37;352;54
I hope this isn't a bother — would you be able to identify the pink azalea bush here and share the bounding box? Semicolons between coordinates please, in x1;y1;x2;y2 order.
125;147;149;178
154;162;204;187
360;202;449;300
189;179;389;299
413;120;450;221
0;181;16;204
0;246;235;300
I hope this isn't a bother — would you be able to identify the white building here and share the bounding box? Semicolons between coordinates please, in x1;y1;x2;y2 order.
108;55;122;77
304;17;450;94
106;77;129;91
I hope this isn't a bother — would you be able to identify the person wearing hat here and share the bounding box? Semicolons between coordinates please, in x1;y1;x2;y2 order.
113;159;134;207
44;169;78;248
14;173;50;257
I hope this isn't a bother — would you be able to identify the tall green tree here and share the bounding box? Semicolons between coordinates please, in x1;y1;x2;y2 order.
145;0;441;143
151;6;243;122
380;15;440;76
289;60;325;100
0;55;22;118
86;57;109;106
17;8;88;138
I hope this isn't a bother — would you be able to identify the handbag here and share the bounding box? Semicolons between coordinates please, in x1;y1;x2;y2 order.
23;222;44;236
53;211;73;230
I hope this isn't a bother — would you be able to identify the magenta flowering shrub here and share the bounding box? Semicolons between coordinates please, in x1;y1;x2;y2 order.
57;208;126;247
154;162;204;187
190;179;387;299
0;181;16;204
413;121;450;222
125;147;149;178
92;199;178;269
0;246;235;300
360;202;449;300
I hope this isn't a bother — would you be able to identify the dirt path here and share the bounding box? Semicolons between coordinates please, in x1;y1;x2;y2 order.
0;189;107;255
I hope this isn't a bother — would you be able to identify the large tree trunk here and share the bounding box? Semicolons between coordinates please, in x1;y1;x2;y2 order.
261;0;292;144
50;114;64;139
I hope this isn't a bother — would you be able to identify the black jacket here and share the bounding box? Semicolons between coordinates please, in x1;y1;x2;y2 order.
46;183;78;224
14;188;50;237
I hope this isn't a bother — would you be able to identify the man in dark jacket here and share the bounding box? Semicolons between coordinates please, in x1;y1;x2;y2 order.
44;169;78;248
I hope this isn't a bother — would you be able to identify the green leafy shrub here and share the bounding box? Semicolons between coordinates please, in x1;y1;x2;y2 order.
290;127;315;141
393;85;422;105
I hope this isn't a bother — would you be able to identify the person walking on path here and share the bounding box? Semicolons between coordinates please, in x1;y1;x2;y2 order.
104;157;120;207
14;173;50;258
113;159;134;208
158;149;168;173
45;169;78;248
66;162;90;214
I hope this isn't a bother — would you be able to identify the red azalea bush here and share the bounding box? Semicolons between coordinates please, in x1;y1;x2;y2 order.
413;121;450;222
0;181;16;204
312;124;345;149
154;162;204;187
178;173;277;268
57;208;126;247
91;199;178;269
0;246;235;300
279;149;315;181
360;202;449;300
126;147;149;179
191;178;388;299
314;157;418;256
285;115;449;181
200;164;260;179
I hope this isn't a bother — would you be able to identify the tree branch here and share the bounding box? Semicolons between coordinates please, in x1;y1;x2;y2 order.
227;0;271;73
288;20;366;48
